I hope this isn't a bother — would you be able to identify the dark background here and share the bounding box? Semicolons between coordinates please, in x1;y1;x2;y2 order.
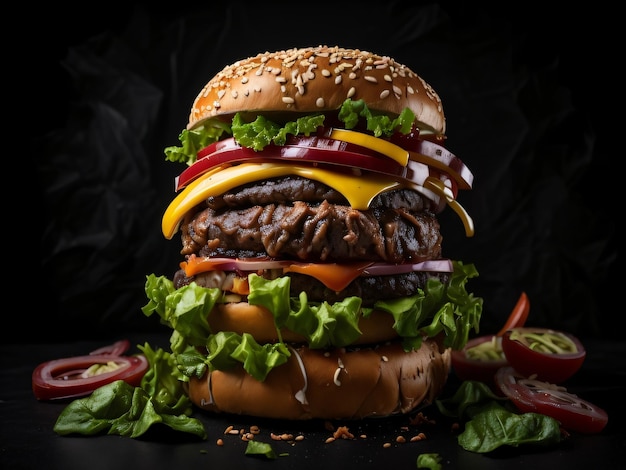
31;2;619;343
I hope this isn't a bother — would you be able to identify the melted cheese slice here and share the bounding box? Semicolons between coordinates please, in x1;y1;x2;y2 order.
281;262;374;292
329;129;409;166
162;162;400;239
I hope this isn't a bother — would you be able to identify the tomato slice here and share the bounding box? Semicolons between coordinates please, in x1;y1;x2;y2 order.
177;136;433;191
496;291;530;337
495;366;608;434
451;335;508;384
32;341;149;401
501;327;586;384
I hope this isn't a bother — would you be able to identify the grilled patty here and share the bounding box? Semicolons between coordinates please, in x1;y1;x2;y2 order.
179;176;442;262
174;176;446;303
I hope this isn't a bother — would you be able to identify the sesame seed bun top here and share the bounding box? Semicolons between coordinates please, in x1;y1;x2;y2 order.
187;45;446;135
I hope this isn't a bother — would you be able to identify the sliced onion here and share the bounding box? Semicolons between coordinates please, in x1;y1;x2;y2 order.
32;354;149;400
361;259;453;276
187;257;452;277
194;257;294;271
89;339;130;356
178;136;410;191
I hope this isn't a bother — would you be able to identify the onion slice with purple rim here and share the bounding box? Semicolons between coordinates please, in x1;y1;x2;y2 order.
183;256;453;276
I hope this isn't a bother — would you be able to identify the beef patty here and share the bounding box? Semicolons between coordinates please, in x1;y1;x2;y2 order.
174;176;446;302
180;176;442;261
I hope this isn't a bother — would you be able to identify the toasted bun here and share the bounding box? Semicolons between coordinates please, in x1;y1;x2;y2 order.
209;302;398;345
187;338;451;419
188;45;445;135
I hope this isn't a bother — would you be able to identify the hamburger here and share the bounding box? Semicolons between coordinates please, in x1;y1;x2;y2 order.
142;45;483;420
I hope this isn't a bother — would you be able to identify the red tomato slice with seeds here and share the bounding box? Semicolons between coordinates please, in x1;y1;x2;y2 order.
495;366;608;434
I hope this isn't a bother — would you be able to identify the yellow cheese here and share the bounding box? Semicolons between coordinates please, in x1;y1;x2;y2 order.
423;177;475;237
329;129;409;166
162;162;400;239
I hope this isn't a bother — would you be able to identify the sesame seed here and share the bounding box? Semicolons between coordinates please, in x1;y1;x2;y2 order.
321;69;331;77
393;85;402;96
383;74;392;82
282;96;295;104
364;75;377;83
335;75;342;85
347;87;356;98
241;77;248;84
316;97;325;107
380;90;390;99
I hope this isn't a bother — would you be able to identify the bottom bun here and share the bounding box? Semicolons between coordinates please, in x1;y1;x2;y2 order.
187;338;451;420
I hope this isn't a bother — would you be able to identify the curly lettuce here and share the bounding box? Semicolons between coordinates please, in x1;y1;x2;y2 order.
163;98;417;165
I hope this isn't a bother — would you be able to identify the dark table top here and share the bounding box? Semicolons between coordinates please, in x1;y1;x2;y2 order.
2;333;625;470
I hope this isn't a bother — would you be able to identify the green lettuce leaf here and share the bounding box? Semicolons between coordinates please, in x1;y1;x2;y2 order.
164;120;232;165
142;261;482;381
162;98;417;165
458;402;563;453
53;344;207;440
436;380;562;453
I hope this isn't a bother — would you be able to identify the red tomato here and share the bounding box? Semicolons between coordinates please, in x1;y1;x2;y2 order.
496;292;530;337
179;135;411;190
501;327;586;384
495;366;608;434
451;335;508;384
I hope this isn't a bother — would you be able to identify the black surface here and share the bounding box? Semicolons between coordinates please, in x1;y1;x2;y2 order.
29;3;620;342
2;334;625;469
12;3;623;469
